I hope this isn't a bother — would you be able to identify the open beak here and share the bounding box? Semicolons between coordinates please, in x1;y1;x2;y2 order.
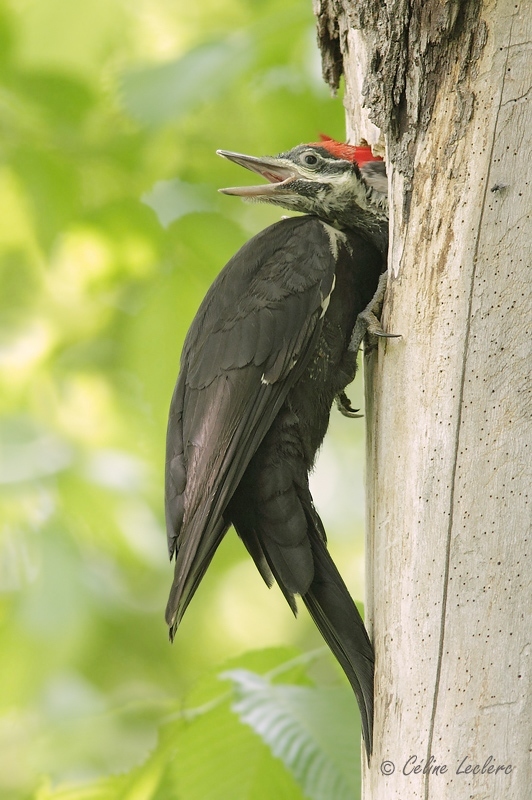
217;150;298;197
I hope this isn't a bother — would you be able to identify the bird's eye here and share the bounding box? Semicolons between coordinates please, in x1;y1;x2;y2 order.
302;153;318;166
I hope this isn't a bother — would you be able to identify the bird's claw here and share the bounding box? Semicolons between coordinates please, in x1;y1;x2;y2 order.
348;270;400;353
336;391;362;418
361;310;401;339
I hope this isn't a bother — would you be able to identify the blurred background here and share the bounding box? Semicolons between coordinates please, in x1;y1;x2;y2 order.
0;0;367;796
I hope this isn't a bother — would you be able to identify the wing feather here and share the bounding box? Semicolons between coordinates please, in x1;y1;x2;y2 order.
165;216;344;630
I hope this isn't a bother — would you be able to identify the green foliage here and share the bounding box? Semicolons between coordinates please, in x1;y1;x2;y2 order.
0;0;367;797
122;38;255;127
225;670;361;800
30;648;364;800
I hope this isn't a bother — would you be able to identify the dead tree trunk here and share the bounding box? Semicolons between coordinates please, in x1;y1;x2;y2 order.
314;1;531;798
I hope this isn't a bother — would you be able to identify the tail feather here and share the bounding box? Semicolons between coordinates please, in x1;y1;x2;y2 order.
227;453;374;757
165;516;230;639
301;523;374;759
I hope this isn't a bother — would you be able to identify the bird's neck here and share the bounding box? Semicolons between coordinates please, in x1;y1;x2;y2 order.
318;185;389;255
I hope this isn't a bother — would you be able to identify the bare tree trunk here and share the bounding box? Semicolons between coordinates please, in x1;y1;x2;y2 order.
314;1;531;798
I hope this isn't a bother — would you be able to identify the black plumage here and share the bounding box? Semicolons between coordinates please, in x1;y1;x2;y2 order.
165;140;388;757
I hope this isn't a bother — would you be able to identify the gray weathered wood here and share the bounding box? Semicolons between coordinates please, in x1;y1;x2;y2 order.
314;1;531;797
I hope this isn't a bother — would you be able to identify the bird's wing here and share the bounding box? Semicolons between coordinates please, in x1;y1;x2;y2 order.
165;216;344;631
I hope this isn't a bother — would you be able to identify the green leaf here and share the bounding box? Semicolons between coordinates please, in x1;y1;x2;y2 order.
35;774;127;800
224;670;362;800
121;36;253;126
0;416;72;484
10;70;95;125
10;147;81;248
119;5;310;128
165;648;309;799
141;180;216;228
168;689;305;800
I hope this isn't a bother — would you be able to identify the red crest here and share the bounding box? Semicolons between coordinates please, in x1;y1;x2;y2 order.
310;134;383;165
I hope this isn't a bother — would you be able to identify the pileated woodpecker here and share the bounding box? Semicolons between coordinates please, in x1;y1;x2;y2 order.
165;138;388;757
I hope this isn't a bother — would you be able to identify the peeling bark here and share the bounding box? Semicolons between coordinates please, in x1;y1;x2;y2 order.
314;0;487;186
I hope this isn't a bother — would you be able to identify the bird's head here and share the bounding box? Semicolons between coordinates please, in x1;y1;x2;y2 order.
217;137;388;228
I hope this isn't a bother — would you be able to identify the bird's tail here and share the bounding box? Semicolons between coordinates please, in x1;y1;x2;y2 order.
301;516;374;759
232;464;374;758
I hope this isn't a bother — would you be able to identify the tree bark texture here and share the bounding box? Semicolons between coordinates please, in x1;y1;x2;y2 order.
314;1;531;798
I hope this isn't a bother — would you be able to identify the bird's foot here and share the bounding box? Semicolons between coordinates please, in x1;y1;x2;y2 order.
336;391;362;418
348;271;400;354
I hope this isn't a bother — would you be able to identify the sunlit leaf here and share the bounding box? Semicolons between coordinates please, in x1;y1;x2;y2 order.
10;71;95;125
121;36;254;126
162;648;310;799
142;180;216;228
224;670;362;800
35;774;126;800
10;148;81;248
0;417;72;484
